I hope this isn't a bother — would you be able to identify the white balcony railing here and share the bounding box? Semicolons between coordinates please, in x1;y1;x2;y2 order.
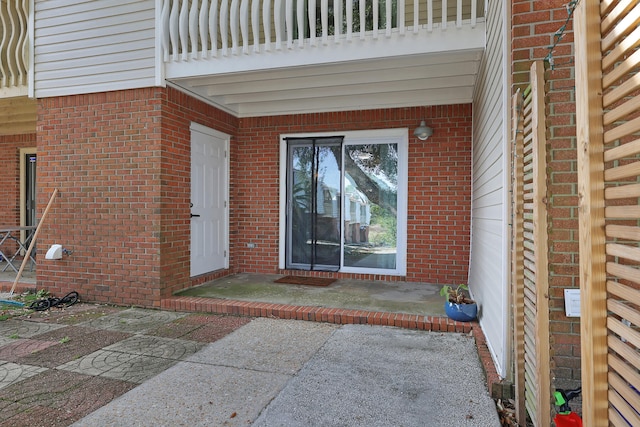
0;0;29;95
160;0;483;62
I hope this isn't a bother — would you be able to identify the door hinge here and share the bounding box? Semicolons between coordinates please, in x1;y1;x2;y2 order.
224;250;227;257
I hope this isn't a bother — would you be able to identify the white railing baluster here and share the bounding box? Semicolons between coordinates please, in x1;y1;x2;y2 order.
373;0;378;38
334;0;342;42
156;0;485;65
220;0;229;55
240;0;249;54
200;0;210;57
179;0;189;60
7;0;18;86
359;0;365;39
321;0;328;44
20;0;29;85
263;0;272;51
169;0;180;60
274;0;283;50
209;0;218;57
11;2;24;86
230;0;240;54
385;0;392;37
309;0;317;46
251;0;260;52
189;0;199;57
346;0;353;40
398;0;404;35
5;1;16;87
285;0;293;48
296;0;304;47
442;0;447;29
471;0;477;27
161;0;171;60
0;3;7;88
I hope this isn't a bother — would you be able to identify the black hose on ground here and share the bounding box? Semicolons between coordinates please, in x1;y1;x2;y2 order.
29;291;79;311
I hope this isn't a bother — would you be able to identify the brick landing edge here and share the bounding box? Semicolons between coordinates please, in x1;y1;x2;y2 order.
162;296;472;332
162;295;502;396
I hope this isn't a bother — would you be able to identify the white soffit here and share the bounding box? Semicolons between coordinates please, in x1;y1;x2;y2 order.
168;50;483;117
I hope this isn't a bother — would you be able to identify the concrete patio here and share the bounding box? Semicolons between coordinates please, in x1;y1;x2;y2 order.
0;304;500;426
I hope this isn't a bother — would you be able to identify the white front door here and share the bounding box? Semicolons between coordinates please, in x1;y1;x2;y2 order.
190;123;229;277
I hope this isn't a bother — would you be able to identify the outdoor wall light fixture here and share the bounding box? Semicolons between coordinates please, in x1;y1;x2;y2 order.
413;120;433;141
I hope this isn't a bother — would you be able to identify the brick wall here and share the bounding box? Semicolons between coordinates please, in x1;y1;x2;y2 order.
37;88;237;306
34;86;470;306
235;105;472;284
512;0;581;387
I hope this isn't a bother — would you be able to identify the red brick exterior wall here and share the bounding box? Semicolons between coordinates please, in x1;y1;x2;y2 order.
36;88;237;306
235;105;472;284
512;0;580;387
33;86;470;306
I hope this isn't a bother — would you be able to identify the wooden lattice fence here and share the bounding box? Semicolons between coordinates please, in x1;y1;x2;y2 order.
575;0;640;424
511;60;551;427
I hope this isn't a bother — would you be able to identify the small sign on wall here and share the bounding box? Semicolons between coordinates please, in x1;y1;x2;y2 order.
564;289;581;317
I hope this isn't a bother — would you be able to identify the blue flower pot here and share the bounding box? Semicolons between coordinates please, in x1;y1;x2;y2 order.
444;301;477;322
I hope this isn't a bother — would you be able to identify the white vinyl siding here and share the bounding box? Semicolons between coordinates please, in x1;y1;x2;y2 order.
470;0;508;377
34;0;156;98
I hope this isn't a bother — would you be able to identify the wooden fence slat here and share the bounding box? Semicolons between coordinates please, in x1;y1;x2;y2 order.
605;182;640;200
512;61;552;426
603;161;640;181
602;72;640;109
511;88;527;425
608;372;640;426
604;115;640;144
608;280;640;305
609;408;630;427
607;300;640;331
608;317;640;349
607;262;640;285
600;2;640;51
606;242;640;262
575;0;609;424
603;48;640;89
605;205;640;219
606;224;640;241
601;24;640;70
604;137;640;162
604;95;640;125
600;0;634;32
608;354;640;400
530;59;551;427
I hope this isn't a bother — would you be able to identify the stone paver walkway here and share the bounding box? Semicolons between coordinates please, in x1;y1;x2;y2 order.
0;304;251;427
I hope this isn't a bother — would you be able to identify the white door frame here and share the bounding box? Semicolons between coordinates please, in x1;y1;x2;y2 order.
19;147;37;245
190;122;230;275
278;128;408;276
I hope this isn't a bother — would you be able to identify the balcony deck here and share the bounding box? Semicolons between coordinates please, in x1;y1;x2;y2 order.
161;0;485;116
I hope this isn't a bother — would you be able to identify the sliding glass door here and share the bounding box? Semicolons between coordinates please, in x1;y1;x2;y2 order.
343;143;398;270
286;137;343;270
283;130;406;275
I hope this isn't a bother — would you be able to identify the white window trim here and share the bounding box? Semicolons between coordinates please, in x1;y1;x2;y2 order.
279;128;408;276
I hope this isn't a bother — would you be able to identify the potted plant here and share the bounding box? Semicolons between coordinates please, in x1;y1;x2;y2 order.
440;284;478;322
